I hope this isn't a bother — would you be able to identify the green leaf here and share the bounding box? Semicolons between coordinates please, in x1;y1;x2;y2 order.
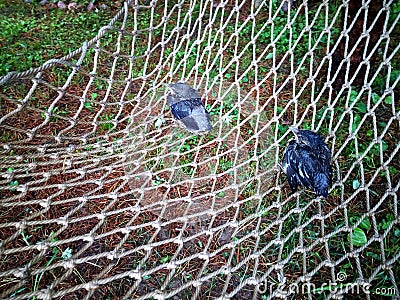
390;70;400;83
160;256;170;263
379;215;394;230
366;251;380;260
378;121;387;128
217;191;225;197
9;180;18;187
371;93;380;104
354;102;367;113
266;53;273;59
352;179;360;190
342;262;352;269
351;114;361;132
160;256;169;264
382;140;388;151
62;247;73;260
359;218;371;231
371;144;380;155
349;90;358;102
348;227;367;246
384;96;393;105
84;101;91;108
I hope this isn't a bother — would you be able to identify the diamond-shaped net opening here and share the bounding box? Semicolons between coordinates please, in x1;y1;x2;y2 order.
0;0;399;299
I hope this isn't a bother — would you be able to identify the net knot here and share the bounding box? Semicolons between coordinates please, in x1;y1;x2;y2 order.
198;251;210;261
12;266;31;279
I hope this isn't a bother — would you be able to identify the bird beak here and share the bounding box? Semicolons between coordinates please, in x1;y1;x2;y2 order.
290;126;299;140
290;126;299;134
164;84;177;97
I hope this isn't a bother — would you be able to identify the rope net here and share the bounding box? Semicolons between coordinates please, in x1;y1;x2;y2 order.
0;0;399;299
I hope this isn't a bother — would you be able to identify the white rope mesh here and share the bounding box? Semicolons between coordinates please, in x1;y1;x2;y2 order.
1;0;399;299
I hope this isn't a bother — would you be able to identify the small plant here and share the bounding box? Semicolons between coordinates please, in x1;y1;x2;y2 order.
40;106;69;121
84;92;98;111
32;231;73;296
347;216;370;247
0;2;113;76
99;113;115;131
84;101;94;111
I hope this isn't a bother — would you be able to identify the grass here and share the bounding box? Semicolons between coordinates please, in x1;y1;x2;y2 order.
0;0;117;76
1;0;400;299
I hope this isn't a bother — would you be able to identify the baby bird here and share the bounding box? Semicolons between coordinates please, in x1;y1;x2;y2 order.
282;127;332;198
166;82;213;133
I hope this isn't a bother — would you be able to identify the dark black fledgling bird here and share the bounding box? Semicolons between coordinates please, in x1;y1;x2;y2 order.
166;82;213;133
282;127;332;198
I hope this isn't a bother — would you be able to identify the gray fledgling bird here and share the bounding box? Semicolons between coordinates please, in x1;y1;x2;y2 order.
280;0;295;13
166;82;213;133
282;127;332;198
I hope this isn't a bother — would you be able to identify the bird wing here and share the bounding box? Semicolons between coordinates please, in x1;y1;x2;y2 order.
313;172;330;198
283;143;317;190
295;148;316;189
306;145;331;197
169;98;204;120
169;98;213;132
283;142;301;192
319;143;333;187
307;140;332;192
